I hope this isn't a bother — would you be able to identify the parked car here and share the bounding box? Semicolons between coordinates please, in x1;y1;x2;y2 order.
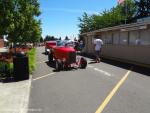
48;40;87;71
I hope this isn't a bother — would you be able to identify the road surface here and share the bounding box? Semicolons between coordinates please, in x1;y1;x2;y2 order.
28;47;150;113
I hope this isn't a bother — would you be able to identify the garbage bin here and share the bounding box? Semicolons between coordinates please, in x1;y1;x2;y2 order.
13;52;29;80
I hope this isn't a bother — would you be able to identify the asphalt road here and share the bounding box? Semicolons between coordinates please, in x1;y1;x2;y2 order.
28;47;150;113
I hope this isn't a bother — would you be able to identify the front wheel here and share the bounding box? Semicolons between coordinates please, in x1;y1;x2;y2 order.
55;59;63;71
48;52;53;62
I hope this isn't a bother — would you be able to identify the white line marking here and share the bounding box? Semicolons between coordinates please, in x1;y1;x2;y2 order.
94;68;112;76
36;60;48;64
88;65;94;68
33;73;55;81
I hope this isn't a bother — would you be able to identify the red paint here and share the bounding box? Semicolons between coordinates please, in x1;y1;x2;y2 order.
53;47;75;62
54;47;75;52
45;41;57;49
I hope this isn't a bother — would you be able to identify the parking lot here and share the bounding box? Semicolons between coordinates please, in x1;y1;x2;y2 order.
28;47;150;113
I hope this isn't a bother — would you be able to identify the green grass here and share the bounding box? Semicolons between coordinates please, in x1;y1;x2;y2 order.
27;48;36;73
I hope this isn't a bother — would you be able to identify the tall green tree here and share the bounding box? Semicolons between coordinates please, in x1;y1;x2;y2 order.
59;37;61;40
44;35;57;41
65;36;69;40
119;0;136;23
78;0;136;34
40;37;43;42
0;0;41;43
78;12;93;33
0;0;14;36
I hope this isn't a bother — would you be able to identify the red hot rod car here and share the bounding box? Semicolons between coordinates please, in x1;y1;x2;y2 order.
48;40;87;71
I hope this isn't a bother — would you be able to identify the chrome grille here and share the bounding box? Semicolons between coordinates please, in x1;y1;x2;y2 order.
68;52;76;64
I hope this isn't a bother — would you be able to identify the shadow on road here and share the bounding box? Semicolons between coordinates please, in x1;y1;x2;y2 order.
88;61;97;64
80;53;150;76
101;58;150;76
45;61;78;72
88;60;97;64
45;61;55;68
42;52;47;55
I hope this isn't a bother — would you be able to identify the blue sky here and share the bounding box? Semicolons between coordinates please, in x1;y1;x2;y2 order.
39;0;117;39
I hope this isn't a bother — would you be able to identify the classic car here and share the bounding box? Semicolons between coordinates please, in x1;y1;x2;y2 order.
48;40;87;71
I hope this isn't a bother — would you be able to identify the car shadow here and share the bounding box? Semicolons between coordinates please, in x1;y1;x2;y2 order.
45;61;78;72
42;52;47;55
45;61;55;68
88;59;97;64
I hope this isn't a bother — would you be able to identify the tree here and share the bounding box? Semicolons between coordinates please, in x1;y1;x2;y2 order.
78;12;94;33
40;37;43;42
44;35;57;41
118;0;136;23
59;37;61;40
0;0;14;37
74;37;77;41
0;0;41;43
65;36;69;40
78;0;136;34
134;0;150;19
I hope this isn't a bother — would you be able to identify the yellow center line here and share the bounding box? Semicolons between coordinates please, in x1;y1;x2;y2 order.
33;73;55;81
95;69;132;113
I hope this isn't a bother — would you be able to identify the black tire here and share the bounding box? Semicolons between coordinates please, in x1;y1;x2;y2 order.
80;57;87;69
48;53;53;62
55;60;63;71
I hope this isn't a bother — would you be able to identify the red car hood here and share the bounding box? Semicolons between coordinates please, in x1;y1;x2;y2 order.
54;47;75;52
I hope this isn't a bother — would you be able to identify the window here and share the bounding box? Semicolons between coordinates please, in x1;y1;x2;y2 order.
140;29;150;45
120;31;128;45
101;33;106;44
129;31;140;45
105;32;113;44
113;32;119;45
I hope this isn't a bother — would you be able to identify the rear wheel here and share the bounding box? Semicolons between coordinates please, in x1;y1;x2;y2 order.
80;57;87;69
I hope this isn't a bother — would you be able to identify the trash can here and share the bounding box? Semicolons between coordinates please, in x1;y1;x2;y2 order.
13;52;29;80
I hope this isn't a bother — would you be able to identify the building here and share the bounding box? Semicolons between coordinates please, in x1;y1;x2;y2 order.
0;39;4;48
81;20;150;67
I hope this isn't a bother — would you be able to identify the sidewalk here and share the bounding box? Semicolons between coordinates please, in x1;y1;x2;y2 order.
0;78;31;113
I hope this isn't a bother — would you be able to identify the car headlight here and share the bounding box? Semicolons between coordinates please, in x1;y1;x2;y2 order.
46;49;50;52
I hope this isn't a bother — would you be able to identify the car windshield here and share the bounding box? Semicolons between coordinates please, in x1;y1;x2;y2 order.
56;40;67;46
56;40;74;47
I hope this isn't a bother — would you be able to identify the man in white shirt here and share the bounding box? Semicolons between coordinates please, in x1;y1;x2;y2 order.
93;38;103;63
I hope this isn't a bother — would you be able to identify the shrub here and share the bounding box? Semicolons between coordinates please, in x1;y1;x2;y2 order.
27;48;36;73
0;61;13;77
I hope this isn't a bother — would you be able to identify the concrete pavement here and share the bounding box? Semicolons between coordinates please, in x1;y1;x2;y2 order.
0;78;31;113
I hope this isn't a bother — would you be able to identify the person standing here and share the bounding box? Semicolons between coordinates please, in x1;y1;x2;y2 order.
93;38;103;63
